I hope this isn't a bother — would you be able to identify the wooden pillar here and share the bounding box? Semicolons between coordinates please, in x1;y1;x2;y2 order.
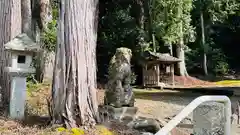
171;63;175;89
156;64;160;86
142;64;146;87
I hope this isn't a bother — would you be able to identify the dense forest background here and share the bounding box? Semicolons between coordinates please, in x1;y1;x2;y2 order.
44;0;240;85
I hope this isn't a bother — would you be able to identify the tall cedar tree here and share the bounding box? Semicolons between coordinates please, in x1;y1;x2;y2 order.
52;0;99;127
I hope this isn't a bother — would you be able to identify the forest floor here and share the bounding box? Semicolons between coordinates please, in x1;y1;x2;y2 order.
0;75;240;134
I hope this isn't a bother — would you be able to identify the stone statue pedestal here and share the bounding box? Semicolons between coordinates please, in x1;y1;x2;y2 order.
99;105;162;134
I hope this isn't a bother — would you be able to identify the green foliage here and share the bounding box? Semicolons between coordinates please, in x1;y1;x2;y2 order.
97;0;240;79
150;0;195;45
26;81;39;96
206;0;240;23
185;0;240;75
214;61;229;75
131;72;137;84
186;38;229;75
97;1;140;81
41;1;58;52
208;47;229;75
41;20;57;52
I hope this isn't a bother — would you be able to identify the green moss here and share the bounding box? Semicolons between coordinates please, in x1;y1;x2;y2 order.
95;125;116;135
27;82;50;96
215;80;240;86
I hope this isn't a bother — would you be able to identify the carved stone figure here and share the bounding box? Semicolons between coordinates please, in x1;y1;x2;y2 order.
104;47;135;108
101;47;162;134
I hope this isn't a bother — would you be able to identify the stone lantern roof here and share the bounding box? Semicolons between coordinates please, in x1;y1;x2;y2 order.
4;33;41;52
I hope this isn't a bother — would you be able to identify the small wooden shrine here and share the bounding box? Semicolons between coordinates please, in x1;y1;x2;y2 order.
142;51;181;88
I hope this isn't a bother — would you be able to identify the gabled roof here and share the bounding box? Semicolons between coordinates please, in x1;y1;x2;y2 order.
144;51;181;63
4;33;41;52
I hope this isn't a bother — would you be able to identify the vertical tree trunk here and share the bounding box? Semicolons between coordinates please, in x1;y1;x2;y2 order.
21;0;32;37
169;43;173;56
39;0;52;30
176;0;188;76
200;1;208;76
52;0;99;127
0;0;21;106
136;0;145;30
42;52;55;82
176;44;188;76
40;0;54;82
0;0;11;107
145;0;152;41
32;0;53;83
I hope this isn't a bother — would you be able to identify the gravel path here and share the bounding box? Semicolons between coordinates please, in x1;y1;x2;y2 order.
134;89;240;135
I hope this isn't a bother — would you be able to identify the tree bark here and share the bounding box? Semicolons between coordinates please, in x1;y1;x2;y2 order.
21;0;32;37
31;0;53;83
52;0;99;127
39;0;52;30
200;0;208;76
40;0;54;83
176;0;188;76
176;44;188;76
0;0;22;106
42;51;55;82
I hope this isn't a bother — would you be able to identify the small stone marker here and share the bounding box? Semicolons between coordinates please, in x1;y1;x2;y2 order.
4;33;40;120
193;102;225;135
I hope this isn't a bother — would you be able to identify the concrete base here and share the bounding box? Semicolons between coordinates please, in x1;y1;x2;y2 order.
193;102;225;135
9;76;26;120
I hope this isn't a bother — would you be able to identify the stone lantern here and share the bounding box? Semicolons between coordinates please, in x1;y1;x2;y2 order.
4;33;41;120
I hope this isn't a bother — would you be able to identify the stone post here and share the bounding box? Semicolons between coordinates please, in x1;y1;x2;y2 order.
193;102;225;135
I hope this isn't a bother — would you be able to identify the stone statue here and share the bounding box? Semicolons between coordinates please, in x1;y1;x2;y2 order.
101;47;161;134
104;47;135;108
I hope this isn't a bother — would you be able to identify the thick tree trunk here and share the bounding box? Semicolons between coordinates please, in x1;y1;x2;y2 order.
176;44;188;76
0;0;22;106
176;0;188;76
32;0;53;82
52;0;99;127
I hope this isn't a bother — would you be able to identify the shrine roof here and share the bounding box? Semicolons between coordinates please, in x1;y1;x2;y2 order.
144;51;181;64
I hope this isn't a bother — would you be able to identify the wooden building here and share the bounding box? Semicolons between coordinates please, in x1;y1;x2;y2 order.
142;51;181;88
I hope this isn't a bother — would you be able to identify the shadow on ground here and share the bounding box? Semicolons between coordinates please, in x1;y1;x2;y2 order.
22;115;50;127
